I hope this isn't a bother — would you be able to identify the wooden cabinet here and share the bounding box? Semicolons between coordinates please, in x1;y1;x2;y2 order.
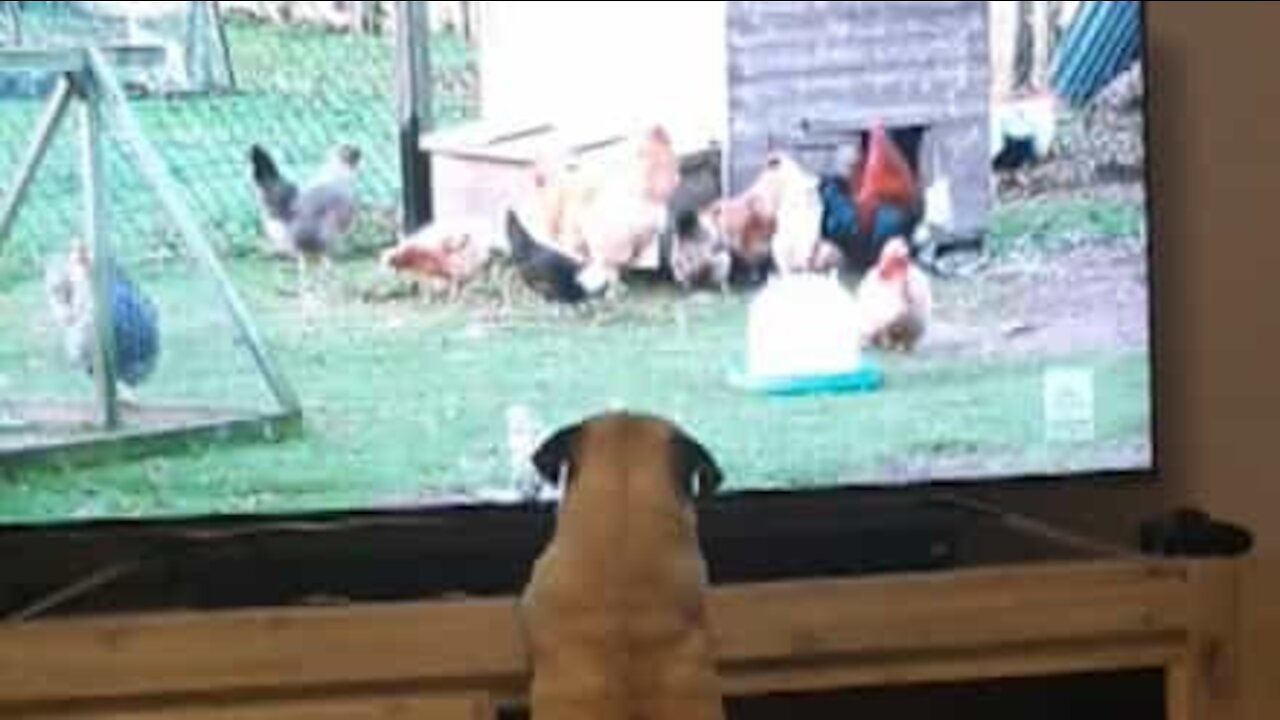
0;559;1240;719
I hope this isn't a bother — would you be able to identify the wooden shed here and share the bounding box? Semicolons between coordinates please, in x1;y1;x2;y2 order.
726;1;993;238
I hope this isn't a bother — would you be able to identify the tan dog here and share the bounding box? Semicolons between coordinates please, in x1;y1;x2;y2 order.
519;412;726;720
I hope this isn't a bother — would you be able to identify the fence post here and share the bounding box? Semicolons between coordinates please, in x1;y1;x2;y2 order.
395;1;434;234
77;69;121;430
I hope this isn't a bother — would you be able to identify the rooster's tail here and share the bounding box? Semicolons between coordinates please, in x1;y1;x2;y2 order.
249;145;282;187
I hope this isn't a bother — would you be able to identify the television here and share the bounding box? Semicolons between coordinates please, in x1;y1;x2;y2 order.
0;1;1154;611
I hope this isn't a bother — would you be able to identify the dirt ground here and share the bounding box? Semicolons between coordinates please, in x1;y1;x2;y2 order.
925;239;1150;362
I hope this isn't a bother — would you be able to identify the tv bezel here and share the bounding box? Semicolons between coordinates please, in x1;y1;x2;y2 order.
0;0;1160;613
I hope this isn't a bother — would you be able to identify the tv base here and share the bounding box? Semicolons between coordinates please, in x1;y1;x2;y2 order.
0;555;1242;720
0;492;976;617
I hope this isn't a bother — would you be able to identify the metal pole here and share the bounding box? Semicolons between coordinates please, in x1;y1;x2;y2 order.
209;1;238;91
78;74;121;430
395;1;434;233
85;49;301;416
0;75;74;250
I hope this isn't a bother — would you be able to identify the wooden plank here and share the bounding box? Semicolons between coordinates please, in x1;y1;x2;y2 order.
41;694;494;720
0;75;74;248
82;50;302;416
1183;561;1243;720
721;637;1182;698
1165;656;1194;720
0;560;1201;708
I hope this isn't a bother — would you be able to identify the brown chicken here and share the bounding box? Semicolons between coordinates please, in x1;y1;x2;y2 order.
853;236;933;352
707;151;838;283
524;124;681;292
380;223;495;300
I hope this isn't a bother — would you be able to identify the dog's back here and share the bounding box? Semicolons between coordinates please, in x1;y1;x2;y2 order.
520;414;725;720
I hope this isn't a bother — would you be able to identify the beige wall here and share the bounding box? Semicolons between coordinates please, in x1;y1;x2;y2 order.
958;4;1278;718
1148;4;1280;717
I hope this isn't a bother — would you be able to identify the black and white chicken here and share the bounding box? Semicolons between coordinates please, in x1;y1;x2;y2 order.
44;241;161;406
248;143;361;298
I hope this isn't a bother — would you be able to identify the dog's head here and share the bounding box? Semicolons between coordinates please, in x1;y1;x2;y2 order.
532;413;723;505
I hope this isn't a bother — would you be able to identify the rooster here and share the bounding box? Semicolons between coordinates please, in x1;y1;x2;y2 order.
44;240;161;405
380;222;496;301
853;236;932;353
819;124;924;272
248;143;362;296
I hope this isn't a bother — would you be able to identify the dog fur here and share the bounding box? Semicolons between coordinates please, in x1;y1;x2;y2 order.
518;412;726;720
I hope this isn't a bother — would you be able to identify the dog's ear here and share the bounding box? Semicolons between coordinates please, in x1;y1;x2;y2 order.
532;422;582;486
671;429;724;502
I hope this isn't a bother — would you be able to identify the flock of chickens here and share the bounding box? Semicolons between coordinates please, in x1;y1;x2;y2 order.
379;121;936;353
39;120;940;403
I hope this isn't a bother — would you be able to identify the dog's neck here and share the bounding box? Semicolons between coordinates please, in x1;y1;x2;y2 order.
554;469;699;558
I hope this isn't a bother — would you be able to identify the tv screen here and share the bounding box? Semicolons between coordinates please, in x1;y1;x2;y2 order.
0;0;1152;528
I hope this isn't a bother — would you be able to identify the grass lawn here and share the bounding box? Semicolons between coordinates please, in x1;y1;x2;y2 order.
0;246;1152;525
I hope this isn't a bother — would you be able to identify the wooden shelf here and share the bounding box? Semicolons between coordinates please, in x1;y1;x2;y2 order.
0;557;1241;719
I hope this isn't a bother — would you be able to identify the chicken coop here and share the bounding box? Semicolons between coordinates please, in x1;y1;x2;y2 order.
0;46;302;471
0;39;303;470
1;2;484;470
726;0;993;241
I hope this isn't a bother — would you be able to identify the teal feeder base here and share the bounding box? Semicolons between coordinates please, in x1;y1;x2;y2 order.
727;356;885;397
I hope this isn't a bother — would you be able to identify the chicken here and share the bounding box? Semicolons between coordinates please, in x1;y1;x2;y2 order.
853;236;932;353
819;124;924;272
248;143;362;296
992;93;1058;171
709;151;832;283
669;206;732;292
704;191;774;285
380;222;496;300
506;209;608;304
522;124;681;294
44;241;160;404
762;152;827;276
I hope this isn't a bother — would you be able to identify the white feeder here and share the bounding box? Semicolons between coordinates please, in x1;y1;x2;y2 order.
730;274;883;396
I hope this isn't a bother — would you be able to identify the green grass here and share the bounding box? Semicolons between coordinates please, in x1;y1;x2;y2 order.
987;194;1147;254
0;255;1152;525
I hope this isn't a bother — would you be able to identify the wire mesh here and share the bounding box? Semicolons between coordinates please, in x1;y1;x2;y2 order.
0;1;479;490
1;1;479;266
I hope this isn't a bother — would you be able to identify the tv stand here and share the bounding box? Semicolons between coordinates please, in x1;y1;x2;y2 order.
0;551;1241;719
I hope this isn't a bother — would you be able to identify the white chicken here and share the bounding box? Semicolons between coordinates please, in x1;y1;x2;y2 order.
758;151;827;276
991;93;1059;170
853;237;932;353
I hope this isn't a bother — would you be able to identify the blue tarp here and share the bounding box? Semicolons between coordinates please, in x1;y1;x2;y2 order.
1051;0;1144;107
